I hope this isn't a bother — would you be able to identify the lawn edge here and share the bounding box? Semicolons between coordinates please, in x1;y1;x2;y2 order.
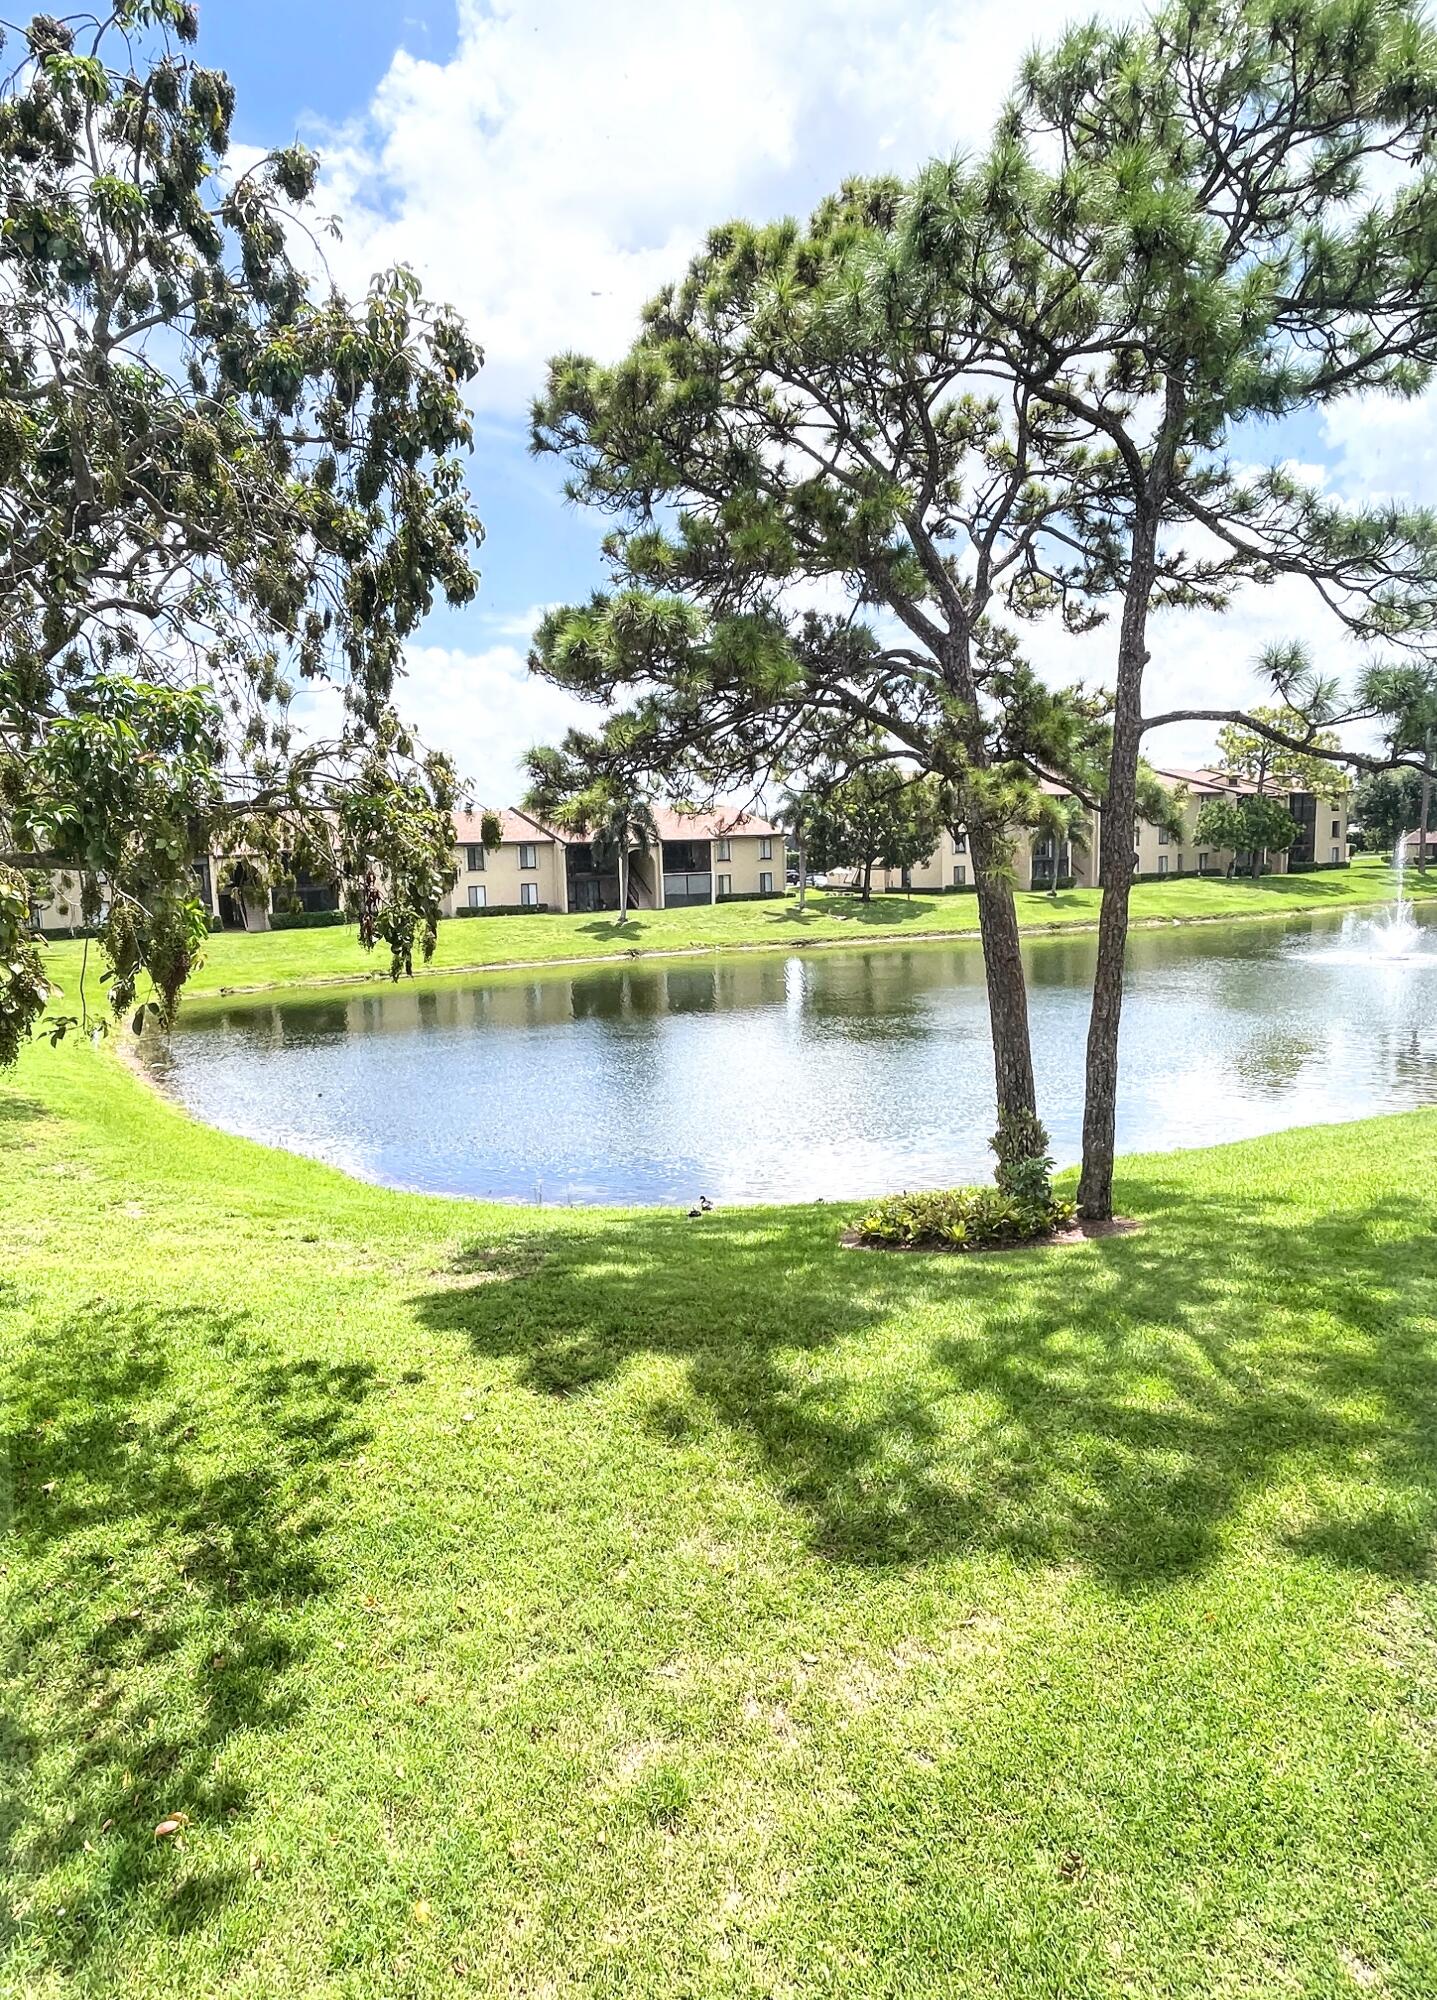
177;885;1411;1007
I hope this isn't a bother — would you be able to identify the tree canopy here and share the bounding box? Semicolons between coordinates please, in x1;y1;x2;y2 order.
0;1;484;1061
806;764;945;902
902;0;1437;1213
1352;765;1434;850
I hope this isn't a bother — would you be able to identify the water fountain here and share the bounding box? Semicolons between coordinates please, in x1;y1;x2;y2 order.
1366;834;1427;961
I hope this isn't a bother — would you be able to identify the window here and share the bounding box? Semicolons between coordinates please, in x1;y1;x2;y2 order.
1157;855;1168;876
520;881;540;907
759;837;773;859
1158;825;1170;845
717;873;732;897
467;884;486;910
1198;852;1208;873
1332;818;1341;837
518;842;537;870
715;837;731;861
663;870;712;907
1331;846;1341;863
759;870;774;894
465;844;486;872
953;864;967;887
954;832;967;854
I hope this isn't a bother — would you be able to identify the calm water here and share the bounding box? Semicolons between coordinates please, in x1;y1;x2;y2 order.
140;905;1437;1206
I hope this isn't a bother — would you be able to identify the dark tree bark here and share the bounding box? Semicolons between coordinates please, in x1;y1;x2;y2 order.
1420;732;1433;873
969;819;1039;1131
1077;502;1159;1222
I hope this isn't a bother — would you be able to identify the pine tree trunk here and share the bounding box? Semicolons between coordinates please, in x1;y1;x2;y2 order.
969;819;1038;1131
861;855;873;902
796;826;807;910
1420;736;1433;873
618;846;628;923
1077;508;1159;1223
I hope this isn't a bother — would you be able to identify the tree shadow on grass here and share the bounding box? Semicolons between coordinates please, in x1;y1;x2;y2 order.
415;1162;1437;1586
804;894;952;927
2;1303;377;1974
0;1089;46;1129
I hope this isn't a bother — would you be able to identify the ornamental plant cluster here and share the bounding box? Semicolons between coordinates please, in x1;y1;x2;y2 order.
852;1113;1076;1251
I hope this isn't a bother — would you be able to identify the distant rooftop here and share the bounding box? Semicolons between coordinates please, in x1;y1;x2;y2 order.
452;803;780;847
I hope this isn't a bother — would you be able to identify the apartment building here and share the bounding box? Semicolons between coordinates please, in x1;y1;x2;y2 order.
442;804;784;917
867;783;1102;895
22;767;1349;937
861;766;1349;896
1141;767;1350;879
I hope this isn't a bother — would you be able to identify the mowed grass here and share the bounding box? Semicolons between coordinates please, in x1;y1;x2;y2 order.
38;853;1433;1005
4;1038;1437;1996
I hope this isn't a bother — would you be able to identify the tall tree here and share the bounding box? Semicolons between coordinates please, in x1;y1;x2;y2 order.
912;0;1437;1216
774;773;828;911
807;763;945;902
527;764;658;923
0;3;484;1060
1352;765;1435;854
1029;791;1090;898
1359;662;1437;870
1215;703;1349;802
528;183;1110;1133
1193;793;1300;876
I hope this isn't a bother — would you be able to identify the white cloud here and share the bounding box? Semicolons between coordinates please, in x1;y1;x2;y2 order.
397;640;596;803
292;0;1407;799
1322;385;1437;504
312;0;1096;414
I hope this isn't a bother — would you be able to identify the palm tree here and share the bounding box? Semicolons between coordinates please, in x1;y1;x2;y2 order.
776;780;817;911
586;786;660;924
1029;794;1089;900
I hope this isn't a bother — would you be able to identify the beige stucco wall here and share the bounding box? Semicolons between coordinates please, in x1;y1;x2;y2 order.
1135;790;1350;878
28;870;88;935
713;831;782;899
443;835;565;915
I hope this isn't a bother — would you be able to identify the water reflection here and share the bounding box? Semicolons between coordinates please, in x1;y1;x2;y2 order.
140;905;1437;1206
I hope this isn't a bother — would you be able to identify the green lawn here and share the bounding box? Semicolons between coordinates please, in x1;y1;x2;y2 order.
4;1037;1437;1996
38;853;1434;1006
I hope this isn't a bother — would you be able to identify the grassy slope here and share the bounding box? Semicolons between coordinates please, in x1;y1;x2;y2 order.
39;854;1436;1005
4;1040;1437;1998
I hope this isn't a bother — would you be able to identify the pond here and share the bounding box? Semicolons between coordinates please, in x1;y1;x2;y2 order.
139;903;1437;1207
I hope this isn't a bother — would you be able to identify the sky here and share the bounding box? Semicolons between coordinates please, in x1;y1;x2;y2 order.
194;0;1427;806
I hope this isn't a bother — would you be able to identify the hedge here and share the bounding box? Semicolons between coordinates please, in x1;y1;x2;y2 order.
448;902;551;919
267;908;347;931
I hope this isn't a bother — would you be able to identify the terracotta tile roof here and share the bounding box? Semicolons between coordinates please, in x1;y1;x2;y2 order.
647;804;780;842
465;802;781;846
1152;765;1261;796
453;808;556;845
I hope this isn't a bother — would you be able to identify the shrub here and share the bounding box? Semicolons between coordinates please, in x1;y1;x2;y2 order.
267;908;347;930
448;902;550;919
850;1182;1074;1252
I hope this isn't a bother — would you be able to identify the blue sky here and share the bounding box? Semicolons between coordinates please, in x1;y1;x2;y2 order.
194;0;1421;803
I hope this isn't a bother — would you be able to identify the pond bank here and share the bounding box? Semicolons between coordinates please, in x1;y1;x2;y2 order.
38;854;1432;1008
